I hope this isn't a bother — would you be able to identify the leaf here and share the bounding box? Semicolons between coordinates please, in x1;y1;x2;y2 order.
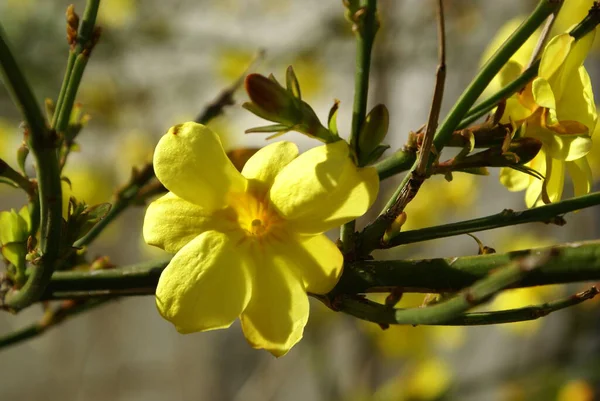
245;124;289;134
327;99;340;136
286;66;301;100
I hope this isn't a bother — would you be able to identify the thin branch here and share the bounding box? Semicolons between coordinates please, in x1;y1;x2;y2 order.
194;49;264;124
416;0;446;176
0;299;111;351
383;191;600;248
336;285;598;326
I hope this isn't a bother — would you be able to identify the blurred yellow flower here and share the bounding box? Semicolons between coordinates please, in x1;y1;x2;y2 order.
144;122;378;356
62;162;114;218
402;173;478;231
97;0;136;28
557;379;594;401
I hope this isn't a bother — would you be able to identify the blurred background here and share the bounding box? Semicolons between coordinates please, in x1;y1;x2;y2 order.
1;0;600;400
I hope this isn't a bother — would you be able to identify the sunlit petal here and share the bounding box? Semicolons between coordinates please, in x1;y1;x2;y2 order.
153;122;247;210
242;141;299;188
156;230;252;333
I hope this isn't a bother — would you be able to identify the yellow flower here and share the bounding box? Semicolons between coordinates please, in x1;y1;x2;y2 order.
557;379;595;401
498;31;597;206
143;122;379;356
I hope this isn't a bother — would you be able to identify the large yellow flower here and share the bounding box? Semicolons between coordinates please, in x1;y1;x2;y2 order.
499;31;597;206
143;122;379;356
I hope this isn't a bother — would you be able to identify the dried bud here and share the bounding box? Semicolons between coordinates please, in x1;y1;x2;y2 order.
450;137;542;170
66;4;79;49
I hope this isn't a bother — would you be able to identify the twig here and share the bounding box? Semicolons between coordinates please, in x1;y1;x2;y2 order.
383;191;600;248
336;285;598;326
0;158;34;196
416;0;446;176
194;49;264;124
341;0;379;254
0;298;111;351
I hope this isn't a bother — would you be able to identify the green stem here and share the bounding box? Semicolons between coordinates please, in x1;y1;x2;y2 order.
51;51;76;129
38;240;600;300
55;53;88;134
337;286;598;326
341;0;379;254
374;148;416;180
337;250;549;325
335;240;600;295
54;0;100;135
384;191;600;248
0;25;63;311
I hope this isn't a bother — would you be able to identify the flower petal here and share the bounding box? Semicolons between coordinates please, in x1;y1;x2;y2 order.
539;34;573;81
240;252;309;357
567;157;592;197
558;135;592;161
556;67;597;134
241;141;299;187
291;164;379;234
153;122;247;210
143;192;226;254
532;77;556;110
554;29;595;99
543;155;565;204
499;167;530;192
270;233;343;294
155;230;251;333
525;152;546;207
269;140;350;220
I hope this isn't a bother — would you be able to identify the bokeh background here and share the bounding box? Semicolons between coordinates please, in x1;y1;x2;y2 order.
1;0;600;400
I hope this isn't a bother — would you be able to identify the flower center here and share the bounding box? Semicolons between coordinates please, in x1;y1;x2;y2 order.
229;190;283;239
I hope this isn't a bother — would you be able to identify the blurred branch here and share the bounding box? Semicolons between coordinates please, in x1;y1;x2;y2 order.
194;49;264;124
383;191;600;248
341;0;379;253
356;0;560;257
0;299;111;351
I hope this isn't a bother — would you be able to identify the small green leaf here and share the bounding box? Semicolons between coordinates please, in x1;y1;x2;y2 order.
286;66;301;100
327;100;340;136
245;124;289;134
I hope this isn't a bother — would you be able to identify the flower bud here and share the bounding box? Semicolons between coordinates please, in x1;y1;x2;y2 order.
244;73;300;126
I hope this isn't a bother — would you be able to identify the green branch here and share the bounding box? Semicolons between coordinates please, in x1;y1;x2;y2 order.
0;25;62;311
54;0;100;134
341;0;379;254
384;191;600;248
337;250;549;325
336;286;598;326
36;240;600;301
